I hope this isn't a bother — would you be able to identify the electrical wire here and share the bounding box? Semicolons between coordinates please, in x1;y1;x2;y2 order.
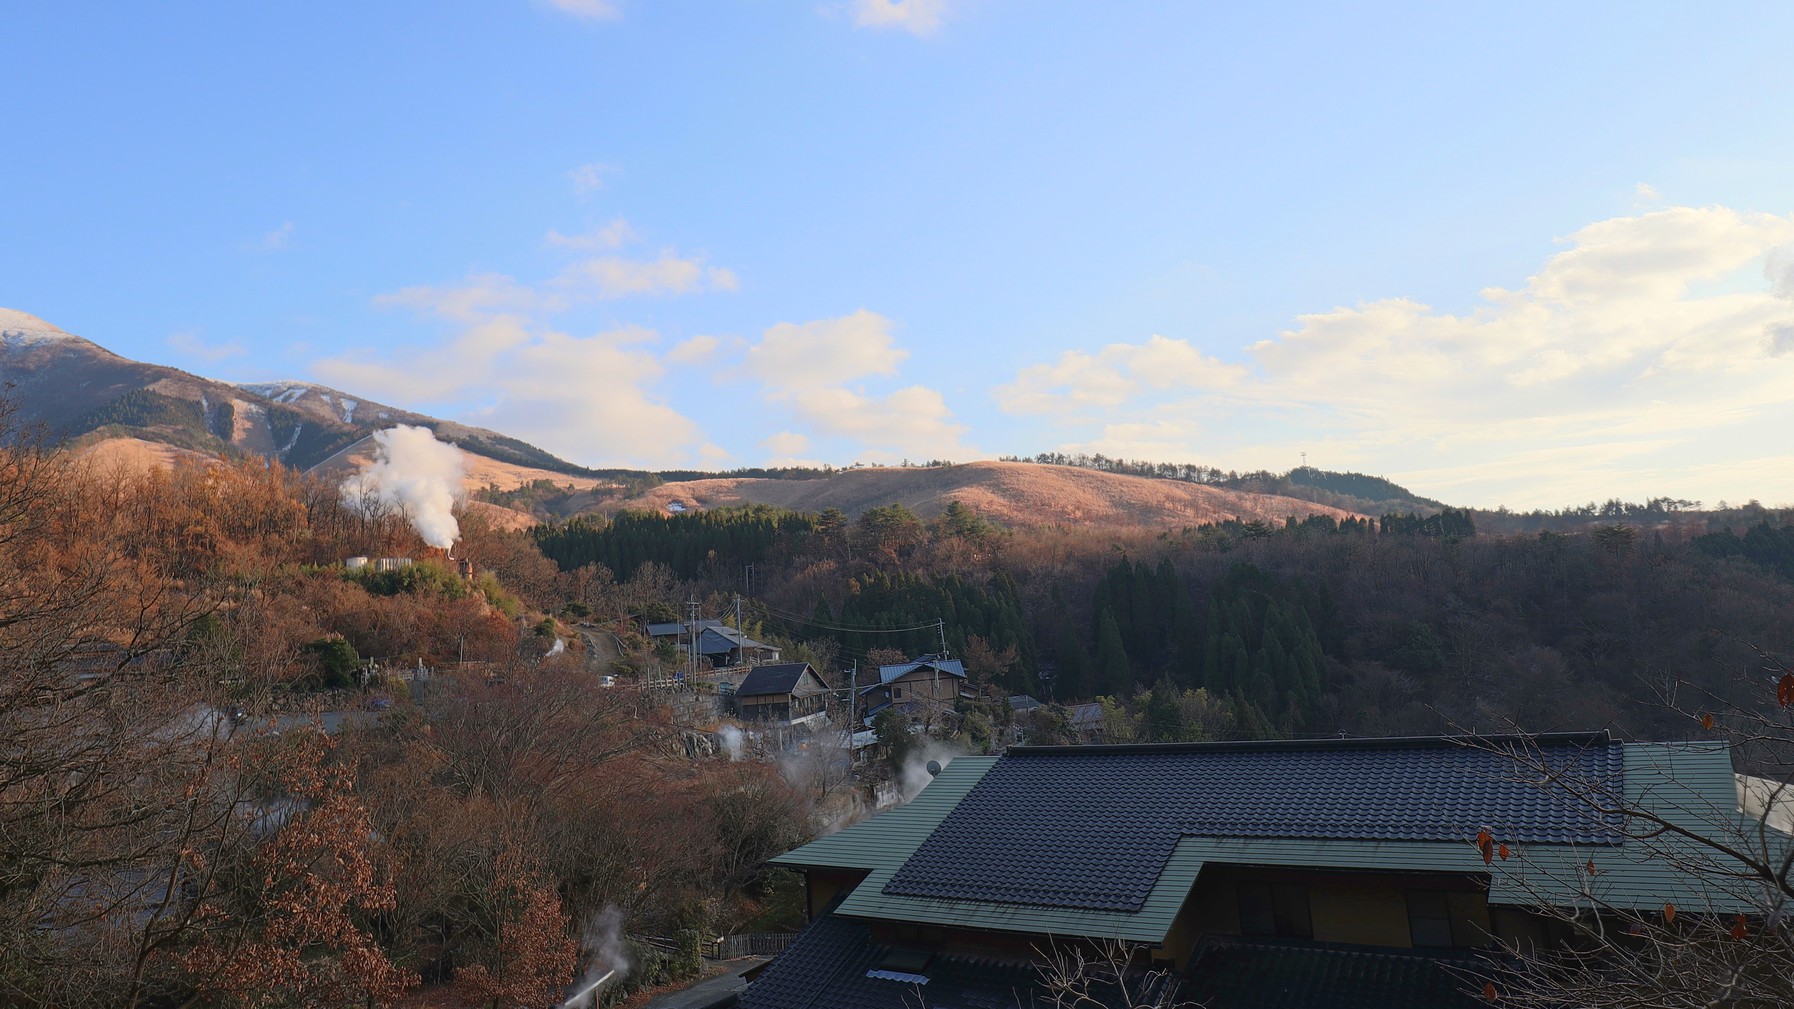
746;599;944;636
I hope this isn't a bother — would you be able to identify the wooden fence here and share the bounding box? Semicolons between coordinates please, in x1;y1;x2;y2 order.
710;932;799;959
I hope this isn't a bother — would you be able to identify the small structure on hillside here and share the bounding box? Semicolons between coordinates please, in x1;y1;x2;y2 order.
735;662;832;727
646;618;782;667
858;654;967;726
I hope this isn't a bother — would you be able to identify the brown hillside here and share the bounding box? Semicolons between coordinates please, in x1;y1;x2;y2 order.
304;436;612;494
615;462;1365;528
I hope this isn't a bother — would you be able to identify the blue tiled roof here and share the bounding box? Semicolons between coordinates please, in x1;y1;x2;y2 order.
884;735;1622;912
1183;936;1495;1009
877;657;967;684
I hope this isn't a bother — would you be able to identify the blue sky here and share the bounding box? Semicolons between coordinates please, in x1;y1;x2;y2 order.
4;1;1793;508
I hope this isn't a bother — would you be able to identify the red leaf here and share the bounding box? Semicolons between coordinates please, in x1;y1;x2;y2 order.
1731;914;1749;940
1497;843;1510;861
1482;980;1499;1002
1585;858;1598;876
1477;828;1494;864
1779;672;1794;708
1701;713;1715;730
1662;902;1676;924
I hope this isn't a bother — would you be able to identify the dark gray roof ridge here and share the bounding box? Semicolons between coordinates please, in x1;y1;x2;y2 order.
1007;730;1616;756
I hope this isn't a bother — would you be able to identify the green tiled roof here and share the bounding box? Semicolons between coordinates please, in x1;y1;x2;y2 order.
771;757;998;872
767;739;1789;945
1170;743;1785;914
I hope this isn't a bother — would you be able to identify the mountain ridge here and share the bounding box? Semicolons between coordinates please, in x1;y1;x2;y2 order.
0;309;599;479
0;309;1413;528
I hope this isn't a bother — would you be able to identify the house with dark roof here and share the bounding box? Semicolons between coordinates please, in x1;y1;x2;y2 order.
857;655;967;726
645;618;781;668
735;662;832;726
742;732;1791;1009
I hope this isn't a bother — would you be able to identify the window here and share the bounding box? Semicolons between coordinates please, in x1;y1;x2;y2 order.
1237;882;1311;938
893;686;904;699
1406;890;1454;947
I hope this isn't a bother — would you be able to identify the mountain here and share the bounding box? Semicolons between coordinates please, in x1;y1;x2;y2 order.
611;461;1370;527
0;309;599;484
1;309;1381;530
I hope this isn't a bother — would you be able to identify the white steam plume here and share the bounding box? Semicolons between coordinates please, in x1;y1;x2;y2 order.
898;738;964;801
341;426;466;548
719;725;745;761
560;905;631;1008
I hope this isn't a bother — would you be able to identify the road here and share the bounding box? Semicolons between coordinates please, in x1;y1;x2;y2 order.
637;958;769;1009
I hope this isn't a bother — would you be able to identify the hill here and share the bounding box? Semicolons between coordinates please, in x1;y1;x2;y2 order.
613;461;1368;527
0;308;600;487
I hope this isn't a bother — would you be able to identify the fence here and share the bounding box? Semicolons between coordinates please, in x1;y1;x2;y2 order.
710;932;799;959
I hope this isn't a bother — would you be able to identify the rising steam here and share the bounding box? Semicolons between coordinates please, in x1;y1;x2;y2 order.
341;426;466;548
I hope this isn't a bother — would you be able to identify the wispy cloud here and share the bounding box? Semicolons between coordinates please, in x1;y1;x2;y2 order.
168;329;246;363
1000;205;1794;508
666;333;722;366
850;0;948;36
543;0;621;21
317;226;739;467
554;251;737;299
250;221;294;252
568;162;617;196
994;335;1245;415
546;218;637;250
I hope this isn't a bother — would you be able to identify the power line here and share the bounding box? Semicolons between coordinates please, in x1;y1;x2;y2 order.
747;600;944;636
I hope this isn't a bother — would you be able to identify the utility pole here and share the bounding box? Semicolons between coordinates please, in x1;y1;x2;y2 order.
733;593;745;667
686;596;700;686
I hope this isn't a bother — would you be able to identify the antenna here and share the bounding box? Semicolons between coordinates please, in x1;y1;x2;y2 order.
1300;451;1308;469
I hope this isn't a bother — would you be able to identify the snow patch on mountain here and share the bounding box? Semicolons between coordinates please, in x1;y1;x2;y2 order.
0;308;82;347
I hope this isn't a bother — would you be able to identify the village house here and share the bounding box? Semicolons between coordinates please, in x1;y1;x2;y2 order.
857;655;967;726
733;661;832;728
742;731;1790;1008
645;618;781;668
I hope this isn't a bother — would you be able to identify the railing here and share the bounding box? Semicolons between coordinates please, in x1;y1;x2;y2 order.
710;932;799;959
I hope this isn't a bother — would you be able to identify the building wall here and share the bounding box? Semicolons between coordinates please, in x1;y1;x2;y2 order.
892;669;960;706
806;869;870;919
739;695;791;721
1309;883;1412;946
1175;866;1493;951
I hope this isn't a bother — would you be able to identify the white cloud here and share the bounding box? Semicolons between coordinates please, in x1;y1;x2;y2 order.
851;0;947;36
568;162;616;195
746;309;906;390
1634;182;1661;206
1768;245;1794;300
375;273;542;324
743;310;976;462
544;0;621;21
318;235;739;465
258;221;294;251
319;312;710;468
168;330;245;363
554;252;738;299
666;334;722;366
546;219;637;250
763;431;811;456
1768;323;1794;357
994;334;1245;415
1000;205;1794;508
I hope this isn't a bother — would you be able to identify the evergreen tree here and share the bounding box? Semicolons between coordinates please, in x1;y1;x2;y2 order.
1054;621;1094;701
1144;678;1184;742
1094;609;1133;697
